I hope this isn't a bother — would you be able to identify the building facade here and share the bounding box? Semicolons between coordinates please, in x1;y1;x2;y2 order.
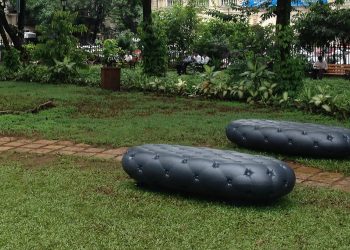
152;0;243;11
151;0;350;26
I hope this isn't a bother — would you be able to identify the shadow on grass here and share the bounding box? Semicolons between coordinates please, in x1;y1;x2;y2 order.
131;182;294;209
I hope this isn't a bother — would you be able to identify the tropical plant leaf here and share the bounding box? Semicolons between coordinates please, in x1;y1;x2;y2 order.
322;104;331;112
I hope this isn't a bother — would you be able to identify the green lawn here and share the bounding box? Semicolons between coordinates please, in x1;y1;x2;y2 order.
0;81;349;248
0;152;349;249
0;81;350;174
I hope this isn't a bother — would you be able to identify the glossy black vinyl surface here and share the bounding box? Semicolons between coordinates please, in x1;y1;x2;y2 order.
226;119;350;158
122;144;295;201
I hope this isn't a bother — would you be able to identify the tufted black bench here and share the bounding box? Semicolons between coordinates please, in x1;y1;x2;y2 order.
226;119;350;158
122;144;295;202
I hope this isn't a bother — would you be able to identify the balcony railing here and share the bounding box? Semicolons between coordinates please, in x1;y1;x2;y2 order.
221;0;238;6
194;0;209;7
167;0;183;6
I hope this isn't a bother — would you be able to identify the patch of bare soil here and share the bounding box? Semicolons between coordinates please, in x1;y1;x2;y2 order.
0;152;58;170
95;186;115;196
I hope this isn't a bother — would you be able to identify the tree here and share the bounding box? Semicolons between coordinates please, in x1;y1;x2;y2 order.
17;0;26;44
208;0;293;60
22;0;141;42
110;0;142;33
0;0;25;51
155;3;198;55
35;11;87;66
295;2;350;63
141;0;167;76
275;0;292;60
143;0;151;23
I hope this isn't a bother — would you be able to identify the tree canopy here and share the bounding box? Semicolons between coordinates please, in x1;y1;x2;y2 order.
295;3;350;47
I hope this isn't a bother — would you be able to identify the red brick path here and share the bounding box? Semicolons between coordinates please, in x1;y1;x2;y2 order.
0;136;349;193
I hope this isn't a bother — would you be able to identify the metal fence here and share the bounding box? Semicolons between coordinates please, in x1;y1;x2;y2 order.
2;39;349;66
79;44;103;56
295;43;350;64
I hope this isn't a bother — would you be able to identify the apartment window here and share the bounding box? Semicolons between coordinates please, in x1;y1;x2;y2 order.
221;0;238;6
195;0;209;7
167;0;183;6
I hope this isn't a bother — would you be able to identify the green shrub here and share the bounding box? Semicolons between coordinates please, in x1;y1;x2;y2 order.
273;55;305;96
117;30;137;52
140;22;168;76
295;85;350;119
194;19;233;64
15;64;50;82
155;3;198;54
23;44;39;63
121;67;148;89
76;66;101;87
232;58;278;104
102;39;123;67
35;11;87;66
227;57;248;82
2;48;21;71
0;65;16;80
48;57;78;84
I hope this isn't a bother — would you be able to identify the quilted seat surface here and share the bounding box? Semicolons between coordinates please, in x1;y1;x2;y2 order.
122;144;295;201
226;119;350;158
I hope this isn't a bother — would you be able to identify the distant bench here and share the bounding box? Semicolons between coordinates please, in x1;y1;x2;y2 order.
325;64;350;79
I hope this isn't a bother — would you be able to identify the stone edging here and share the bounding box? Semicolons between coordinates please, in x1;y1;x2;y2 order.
0;136;349;193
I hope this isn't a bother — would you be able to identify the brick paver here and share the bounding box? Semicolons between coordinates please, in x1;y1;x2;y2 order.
75;143;91;148
296;178;304;184
3;141;27;147
308;172;344;184
0;136;348;193
30;148;55;154
302;180;331;188
55;141;75;146
84;147;106;153
116;155;123;162
0;137;17;143
55;150;77;156
33;140;58;145
21;143;45;149
16;139;34;144
93;153;116;160
42;145;66;150
284;161;302;170
74;152;97;157
62;146;87;152
103;148;128;156
0;146;14;152
12;148;33;153
332;177;350;192
294;166;322;181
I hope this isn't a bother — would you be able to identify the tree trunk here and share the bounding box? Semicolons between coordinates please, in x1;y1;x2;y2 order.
275;0;292;61
0;5;24;52
276;0;291;27
143;0;152;23
17;0;26;45
92;1;104;42
0;25;10;49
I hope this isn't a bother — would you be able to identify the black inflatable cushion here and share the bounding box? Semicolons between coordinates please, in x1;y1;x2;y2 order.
226;119;350;158
122;144;295;201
